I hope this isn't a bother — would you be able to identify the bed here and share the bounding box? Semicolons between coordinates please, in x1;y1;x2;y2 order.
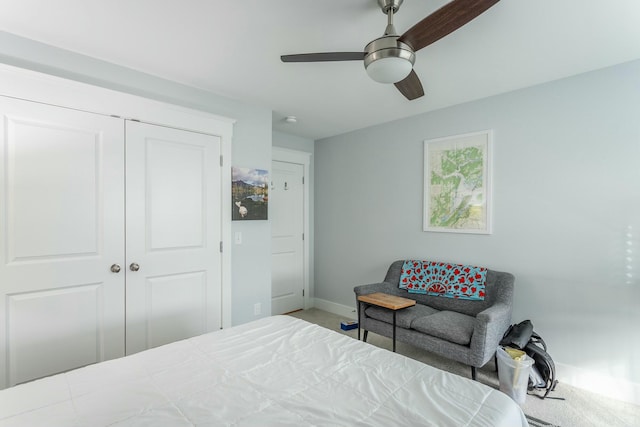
0;315;528;426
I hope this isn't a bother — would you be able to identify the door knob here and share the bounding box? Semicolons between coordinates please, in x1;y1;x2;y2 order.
110;264;121;273
129;262;140;272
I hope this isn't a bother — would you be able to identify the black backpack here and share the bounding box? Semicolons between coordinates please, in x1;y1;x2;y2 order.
501;320;561;400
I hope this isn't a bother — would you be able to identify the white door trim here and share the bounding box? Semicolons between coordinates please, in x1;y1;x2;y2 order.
272;147;311;310
0;63;234;329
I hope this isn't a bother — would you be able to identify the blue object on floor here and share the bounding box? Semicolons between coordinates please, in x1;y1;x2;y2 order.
340;320;358;331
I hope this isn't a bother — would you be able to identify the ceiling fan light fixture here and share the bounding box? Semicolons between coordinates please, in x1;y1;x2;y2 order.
364;36;415;84
365;56;413;84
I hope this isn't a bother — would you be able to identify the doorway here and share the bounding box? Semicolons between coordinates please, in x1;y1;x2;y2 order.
271;148;310;314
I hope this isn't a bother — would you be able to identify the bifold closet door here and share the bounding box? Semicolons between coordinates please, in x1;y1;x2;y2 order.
124;121;222;355
0;96;125;388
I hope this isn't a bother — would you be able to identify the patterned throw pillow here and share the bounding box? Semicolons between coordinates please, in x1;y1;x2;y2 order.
399;260;487;301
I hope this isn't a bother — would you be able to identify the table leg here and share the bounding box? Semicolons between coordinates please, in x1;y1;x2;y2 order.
357;301;361;341
393;311;397;352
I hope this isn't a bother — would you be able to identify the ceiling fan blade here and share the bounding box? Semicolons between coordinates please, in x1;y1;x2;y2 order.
399;0;500;52
394;70;424;101
281;52;366;63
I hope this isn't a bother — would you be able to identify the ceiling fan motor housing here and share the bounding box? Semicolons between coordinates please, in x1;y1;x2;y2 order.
378;0;403;15
364;35;415;83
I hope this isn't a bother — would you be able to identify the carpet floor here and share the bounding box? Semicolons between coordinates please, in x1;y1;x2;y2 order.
289;308;640;427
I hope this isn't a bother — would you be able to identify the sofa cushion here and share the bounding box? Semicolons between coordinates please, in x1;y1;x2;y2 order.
411;311;475;346
364;304;439;329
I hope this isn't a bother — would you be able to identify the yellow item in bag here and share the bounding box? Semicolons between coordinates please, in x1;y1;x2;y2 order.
504;347;527;361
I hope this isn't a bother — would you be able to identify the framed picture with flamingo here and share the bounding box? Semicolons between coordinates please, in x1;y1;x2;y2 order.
231;167;269;220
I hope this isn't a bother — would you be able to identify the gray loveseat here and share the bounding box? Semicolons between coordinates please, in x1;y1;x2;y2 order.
354;260;515;380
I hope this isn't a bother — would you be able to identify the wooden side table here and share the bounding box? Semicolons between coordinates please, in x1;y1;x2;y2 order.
357;292;416;352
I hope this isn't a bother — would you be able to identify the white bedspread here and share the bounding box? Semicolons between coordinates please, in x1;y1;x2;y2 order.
0;315;528;426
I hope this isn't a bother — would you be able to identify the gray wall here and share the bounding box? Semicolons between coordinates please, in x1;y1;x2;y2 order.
0;31;273;327
315;60;640;401
273;130;315;153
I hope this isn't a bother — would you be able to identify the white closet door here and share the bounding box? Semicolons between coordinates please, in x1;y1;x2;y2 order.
0;96;125;388
125;121;222;354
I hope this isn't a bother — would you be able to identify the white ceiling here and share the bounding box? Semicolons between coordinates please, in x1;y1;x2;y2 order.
1;0;640;140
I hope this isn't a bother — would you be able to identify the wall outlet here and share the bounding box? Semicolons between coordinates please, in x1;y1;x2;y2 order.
254;302;261;316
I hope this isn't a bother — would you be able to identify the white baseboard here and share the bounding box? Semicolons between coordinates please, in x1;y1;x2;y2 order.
312;298;357;320
556;362;640;406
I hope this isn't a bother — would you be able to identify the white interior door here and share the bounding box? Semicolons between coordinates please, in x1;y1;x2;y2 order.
271;161;305;314
125;121;222;355
0;96;125;388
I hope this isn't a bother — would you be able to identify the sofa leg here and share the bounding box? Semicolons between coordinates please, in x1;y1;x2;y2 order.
471;366;477;381
363;330;368;342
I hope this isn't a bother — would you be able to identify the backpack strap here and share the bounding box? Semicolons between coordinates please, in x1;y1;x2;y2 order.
530;331;547;352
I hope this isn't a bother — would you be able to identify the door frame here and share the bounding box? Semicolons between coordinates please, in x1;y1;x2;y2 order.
272;147;311;311
0;63;235;329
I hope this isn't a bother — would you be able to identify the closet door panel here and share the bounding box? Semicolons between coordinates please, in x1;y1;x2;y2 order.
144;271;207;348
9;120;99;258
125;121;221;355
0;96;125;388
7;284;104;384
146;138;205;249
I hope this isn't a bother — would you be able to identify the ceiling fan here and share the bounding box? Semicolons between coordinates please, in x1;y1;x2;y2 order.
281;0;500;100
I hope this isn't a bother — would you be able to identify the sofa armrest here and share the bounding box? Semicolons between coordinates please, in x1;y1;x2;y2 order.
476;302;512;325
353;281;399;296
470;302;513;366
